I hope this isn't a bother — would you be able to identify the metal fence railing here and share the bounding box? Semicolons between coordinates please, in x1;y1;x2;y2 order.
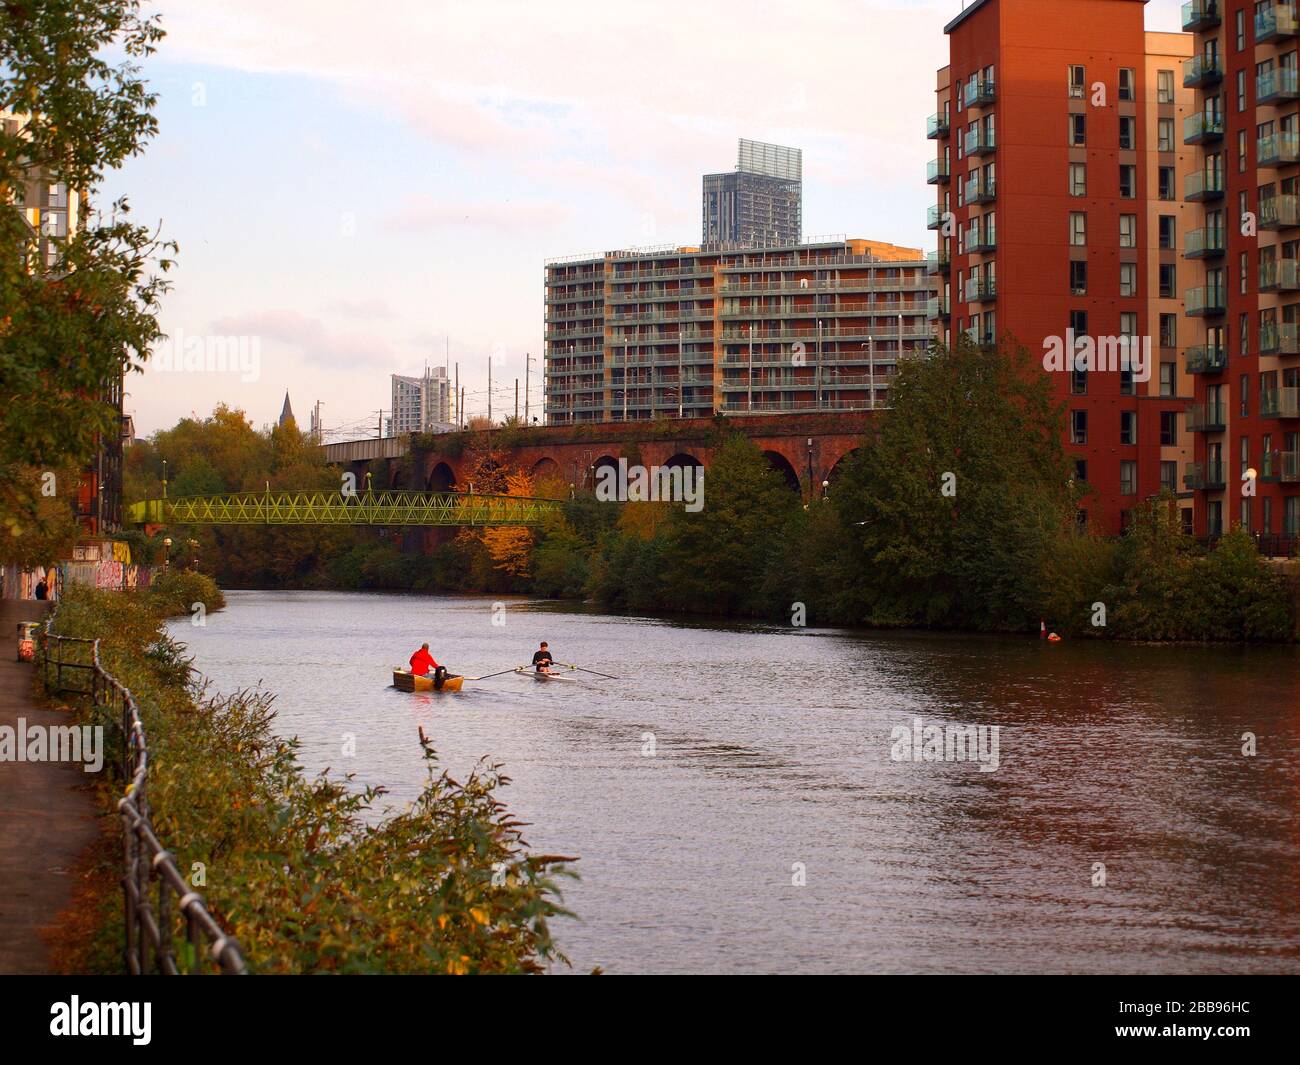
40;612;246;975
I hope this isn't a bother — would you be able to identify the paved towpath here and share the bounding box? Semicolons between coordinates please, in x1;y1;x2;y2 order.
0;599;98;974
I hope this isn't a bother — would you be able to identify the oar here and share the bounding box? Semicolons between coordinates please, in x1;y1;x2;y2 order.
555;661;619;680
465;665;529;681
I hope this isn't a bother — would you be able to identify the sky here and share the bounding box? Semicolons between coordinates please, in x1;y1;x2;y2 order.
105;0;1187;439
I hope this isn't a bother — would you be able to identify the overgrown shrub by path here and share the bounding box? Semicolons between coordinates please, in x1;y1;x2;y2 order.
49;585;577;973
147;567;225;618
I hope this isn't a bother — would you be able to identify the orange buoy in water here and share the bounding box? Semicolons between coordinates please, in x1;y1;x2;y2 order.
1047;632;1062;642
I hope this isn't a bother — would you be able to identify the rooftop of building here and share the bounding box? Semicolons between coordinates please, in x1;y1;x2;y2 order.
945;0;1148;35
546;237;926;270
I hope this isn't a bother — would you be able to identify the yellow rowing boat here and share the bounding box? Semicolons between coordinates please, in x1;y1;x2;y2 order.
392;668;464;692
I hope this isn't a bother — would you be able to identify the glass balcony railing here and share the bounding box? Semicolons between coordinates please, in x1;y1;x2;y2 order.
926;296;950;320
925;250;950;274
1185;226;1225;258
1257;131;1300;167
1257;67;1300;104
1185;169;1225;201
967;224;997;253
1260;386;1300;419
963;77;996;108
1183;54;1224;88
927;113;950;139
1181;1;1220;33
1261;194;1300;228
1184;461;1227;490
1256;6;1299;43
927;158;950;184
1259;258;1300;291
1185;284;1226;316
1259;321;1300;354
964;277;997;302
927;204;944;230
1185;402;1228;432
1184;344;1227;374
964;175;996;203
1184;111;1225;144
964;128;996;155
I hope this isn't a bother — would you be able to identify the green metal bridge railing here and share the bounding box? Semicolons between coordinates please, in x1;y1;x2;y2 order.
125;490;562;527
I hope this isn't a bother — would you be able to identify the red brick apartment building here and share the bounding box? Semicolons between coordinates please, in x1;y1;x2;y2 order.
544;239;934;425
930;0;1201;536
1179;0;1300;544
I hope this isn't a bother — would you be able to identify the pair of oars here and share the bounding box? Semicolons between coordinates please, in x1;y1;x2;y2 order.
466;661;619;681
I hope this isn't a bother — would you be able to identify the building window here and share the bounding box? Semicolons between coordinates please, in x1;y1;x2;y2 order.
1120;460;1137;496
1160;360;1175;397
1121;411;1137;445
1160;262;1176;299
1237;69;1247;112
1160;460;1177;493
1160;314;1177;349
1241;252;1250;294
1069;162;1087;196
1158;118;1174;153
1119;164;1136;198
1120;214;1136;248
1239;129;1249;172
1160;411;1178;446
1159;215;1176;249
1236;9;1245;51
1071;410;1088;445
1240;312;1249;355
1070;309;1088;337
1070;259;1088;295
1076;460;1088;484
1157;69;1174;103
1070;211;1087;245
1119;68;1135;101
1069;64;1085;98
1240;373;1249;417
1119;116;1136;150
1120;311;1137;337
1120;262;1137;297
1287;497;1300;537
1158;166;1175;199
1070;113;1086;146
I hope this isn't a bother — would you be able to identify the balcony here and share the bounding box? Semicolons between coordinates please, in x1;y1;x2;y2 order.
1260;193;1300;228
1181;1;1220;32
1184;344;1227;374
1185;169;1225;202
927;113;950;139
964;277;997;303
1186;402;1227;432
1258;67;1300;105
963;77;996;108
1256;6;1300;43
927;204;944;230
1258;131;1300;168
927;158;950;184
964;128;996;156
1261;387;1300;419
1184;226;1225;258
1260;321;1300;354
964;175;996;203
1260;258;1300;291
967;225;997;253
1184;112;1224;144
1182;54;1223;89
1185;284;1226;316
1184;461;1227;491
926;296;950;320
925;250;950;275
1271;450;1300;482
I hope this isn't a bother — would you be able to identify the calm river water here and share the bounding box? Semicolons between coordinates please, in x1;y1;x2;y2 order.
171;590;1300;974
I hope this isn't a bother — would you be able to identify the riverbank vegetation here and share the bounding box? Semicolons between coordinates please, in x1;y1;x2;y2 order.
125;340;1296;642
48;583;577;973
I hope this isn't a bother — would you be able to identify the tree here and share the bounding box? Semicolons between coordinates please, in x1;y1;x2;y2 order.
1;0;173;546
832;335;1078;631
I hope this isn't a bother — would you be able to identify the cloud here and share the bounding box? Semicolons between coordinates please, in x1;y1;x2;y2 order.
208;309;395;368
326;297;397;320
381;195;572;235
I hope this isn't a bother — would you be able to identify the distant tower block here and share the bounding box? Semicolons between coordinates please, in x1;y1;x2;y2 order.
702;138;803;248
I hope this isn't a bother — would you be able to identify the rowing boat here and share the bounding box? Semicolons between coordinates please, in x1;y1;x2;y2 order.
525;669;571;682
392;668;464;692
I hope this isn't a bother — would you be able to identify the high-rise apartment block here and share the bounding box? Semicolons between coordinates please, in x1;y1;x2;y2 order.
1181;0;1300;543
702;139;803;247
931;0;1197;536
390;367;452;436
544;239;932;424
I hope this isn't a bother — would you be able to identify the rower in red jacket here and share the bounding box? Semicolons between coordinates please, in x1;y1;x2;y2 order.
409;643;439;677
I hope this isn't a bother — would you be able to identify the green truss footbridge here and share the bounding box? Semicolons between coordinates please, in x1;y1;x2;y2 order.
125;490;562;527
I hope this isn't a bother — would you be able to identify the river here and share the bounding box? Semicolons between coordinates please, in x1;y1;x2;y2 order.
170;589;1300;974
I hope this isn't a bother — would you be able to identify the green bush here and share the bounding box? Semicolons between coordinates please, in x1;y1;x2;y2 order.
148;567;225;618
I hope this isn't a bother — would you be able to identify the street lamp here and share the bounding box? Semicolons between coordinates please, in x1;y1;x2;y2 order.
162;536;172;568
